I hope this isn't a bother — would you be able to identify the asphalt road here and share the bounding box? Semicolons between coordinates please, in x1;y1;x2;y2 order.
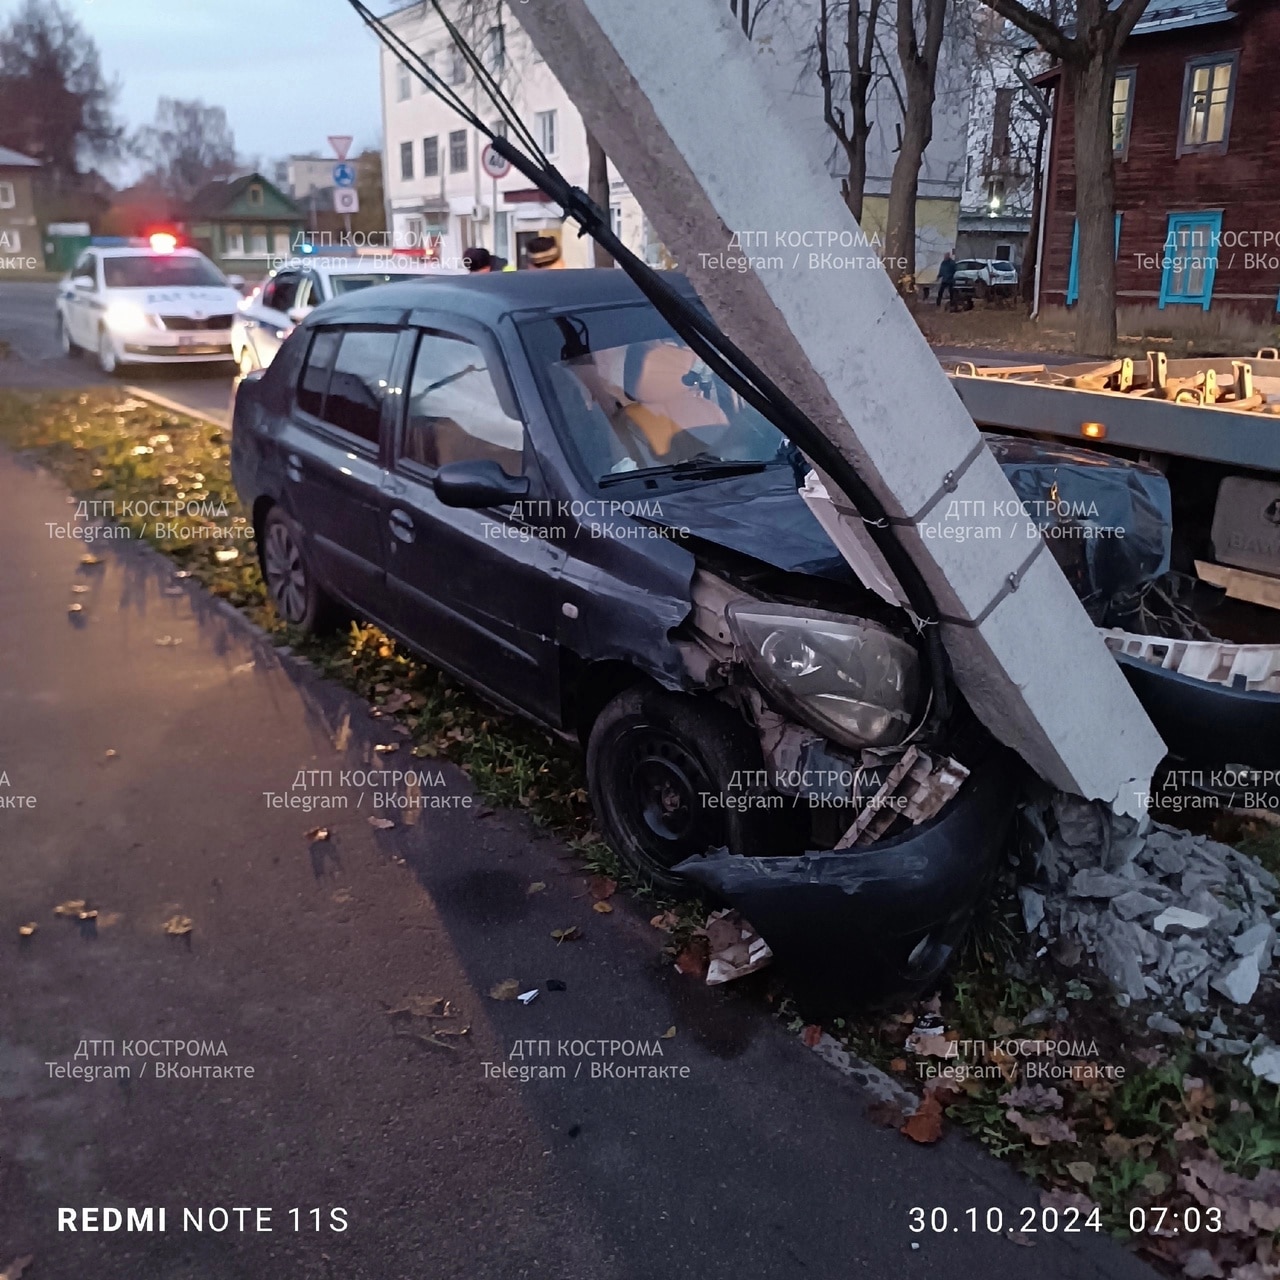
0;353;1163;1276
0;280;237;424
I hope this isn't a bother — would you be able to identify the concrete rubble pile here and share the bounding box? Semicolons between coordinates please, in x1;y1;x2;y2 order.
1018;796;1280;1084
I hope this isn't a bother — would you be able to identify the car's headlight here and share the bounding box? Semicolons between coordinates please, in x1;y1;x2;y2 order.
105;301;155;332
726;601;920;748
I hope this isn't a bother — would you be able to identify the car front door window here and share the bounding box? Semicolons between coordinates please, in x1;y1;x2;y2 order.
404;330;524;476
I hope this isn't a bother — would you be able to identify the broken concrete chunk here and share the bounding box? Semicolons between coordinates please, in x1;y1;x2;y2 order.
1111;890;1165;921
1151;847;1187;876
1096;932;1150;1003
1052;796;1106;849
1231;922;1275;965
1145;1012;1183;1036
1153;907;1212;935
1018;886;1046;933
1210;954;1261;1005
1069;869;1131;899
1249;1045;1280;1085
1165;941;1213;992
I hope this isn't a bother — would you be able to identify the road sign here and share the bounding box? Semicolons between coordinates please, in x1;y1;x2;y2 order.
334;188;360;215
328;135;354;161
332;162;357;188
481;144;511;180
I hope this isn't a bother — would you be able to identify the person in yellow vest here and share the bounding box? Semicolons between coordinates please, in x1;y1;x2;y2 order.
526;235;566;269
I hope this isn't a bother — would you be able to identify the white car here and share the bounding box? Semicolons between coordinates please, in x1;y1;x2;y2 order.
232;257;462;375
56;238;242;375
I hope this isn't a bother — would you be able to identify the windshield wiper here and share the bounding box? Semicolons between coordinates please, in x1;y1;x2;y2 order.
598;457;776;487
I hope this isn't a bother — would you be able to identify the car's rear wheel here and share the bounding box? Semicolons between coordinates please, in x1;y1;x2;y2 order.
96;326;119;376
57;312;77;358
259;506;340;633
586;687;782;892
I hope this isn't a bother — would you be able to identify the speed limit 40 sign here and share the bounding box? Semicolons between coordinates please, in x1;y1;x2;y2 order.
481;144;512;180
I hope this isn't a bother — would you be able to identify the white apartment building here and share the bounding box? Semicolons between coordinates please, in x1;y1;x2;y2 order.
379;1;650;268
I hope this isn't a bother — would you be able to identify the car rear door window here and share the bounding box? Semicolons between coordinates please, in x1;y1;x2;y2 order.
296;328;398;447
297;329;341;419
402;331;523;476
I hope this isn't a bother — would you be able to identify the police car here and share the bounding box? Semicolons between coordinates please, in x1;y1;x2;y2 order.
232;255;462;376
56;235;243;374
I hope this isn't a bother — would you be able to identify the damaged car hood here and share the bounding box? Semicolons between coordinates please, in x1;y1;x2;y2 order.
639;470;857;582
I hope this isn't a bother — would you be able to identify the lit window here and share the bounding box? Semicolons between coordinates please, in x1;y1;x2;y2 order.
1112;69;1136;158
536;109;558;157
1179;54;1237;153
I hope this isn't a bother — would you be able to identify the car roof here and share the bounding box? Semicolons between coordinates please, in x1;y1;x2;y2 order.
307;267;700;325
94;246;208;260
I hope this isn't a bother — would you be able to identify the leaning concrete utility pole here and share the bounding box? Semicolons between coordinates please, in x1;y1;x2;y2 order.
517;0;1165;812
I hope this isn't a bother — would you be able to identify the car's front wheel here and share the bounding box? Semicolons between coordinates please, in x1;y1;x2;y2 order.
586;687;782;892
97;326;119;376
259;506;340;633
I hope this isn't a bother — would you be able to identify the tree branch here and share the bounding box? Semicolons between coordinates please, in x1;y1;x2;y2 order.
980;0;1074;62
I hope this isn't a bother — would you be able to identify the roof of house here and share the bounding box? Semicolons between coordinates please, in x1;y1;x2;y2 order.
1130;0;1237;34
0;145;40;168
186;172;300;219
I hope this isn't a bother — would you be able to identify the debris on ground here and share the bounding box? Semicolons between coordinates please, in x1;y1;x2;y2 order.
18;922;36;938
52;900;86;917
163;915;193;936
1022;796;1277;1024
691;909;773;986
489;979;521;1001
517;989;539;1005
551;926;583;943
305;826;331;843
0;1256;34;1280
367;817;395;830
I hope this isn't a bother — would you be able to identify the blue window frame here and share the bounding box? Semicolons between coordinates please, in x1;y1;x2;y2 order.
1158;211;1223;310
1066;214;1123;306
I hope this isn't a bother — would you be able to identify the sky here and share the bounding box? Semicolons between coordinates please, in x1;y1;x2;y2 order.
0;0;387;175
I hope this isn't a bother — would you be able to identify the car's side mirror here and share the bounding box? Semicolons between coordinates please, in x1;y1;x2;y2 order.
73;276;93;291
287;305;312;323
227;274;245;290
433;459;530;509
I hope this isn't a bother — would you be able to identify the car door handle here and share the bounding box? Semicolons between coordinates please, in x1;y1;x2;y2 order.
285;453;303;483
389;508;415;544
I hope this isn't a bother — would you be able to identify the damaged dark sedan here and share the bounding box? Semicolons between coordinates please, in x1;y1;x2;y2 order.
231;271;1178;1003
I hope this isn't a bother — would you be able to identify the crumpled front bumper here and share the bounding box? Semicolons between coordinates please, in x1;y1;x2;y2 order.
1115;654;1280;774
674;747;1023;1009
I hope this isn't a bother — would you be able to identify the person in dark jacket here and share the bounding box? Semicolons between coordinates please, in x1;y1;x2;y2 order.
936;251;957;307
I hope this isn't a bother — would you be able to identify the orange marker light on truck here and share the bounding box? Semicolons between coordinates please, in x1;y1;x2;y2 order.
1081;421;1106;440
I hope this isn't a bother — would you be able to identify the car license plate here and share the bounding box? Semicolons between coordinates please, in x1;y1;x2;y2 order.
178;335;203;346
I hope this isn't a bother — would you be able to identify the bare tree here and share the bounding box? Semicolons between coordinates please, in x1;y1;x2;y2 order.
883;0;947;285
0;0;122;183
813;0;885;221
979;0;1149;353
133;98;237;200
